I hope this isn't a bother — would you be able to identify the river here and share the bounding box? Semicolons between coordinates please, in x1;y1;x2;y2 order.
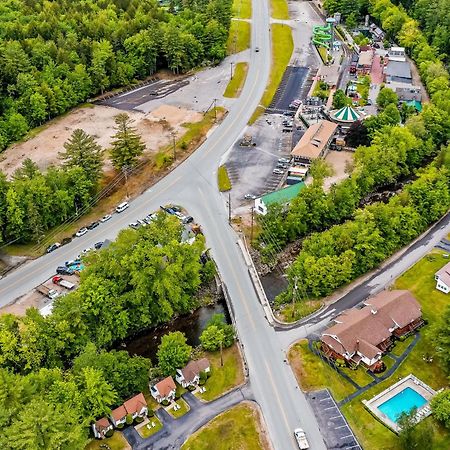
119;300;230;362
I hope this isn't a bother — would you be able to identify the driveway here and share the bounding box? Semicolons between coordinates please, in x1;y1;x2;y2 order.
123;385;253;449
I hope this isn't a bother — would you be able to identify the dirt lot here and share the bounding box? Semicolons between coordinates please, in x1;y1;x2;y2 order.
323;150;353;190
0;104;203;177
0;273;79;316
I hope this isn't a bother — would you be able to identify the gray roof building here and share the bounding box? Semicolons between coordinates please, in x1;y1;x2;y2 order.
384;60;412;84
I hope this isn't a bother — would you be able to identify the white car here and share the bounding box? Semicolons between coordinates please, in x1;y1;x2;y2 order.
116;202;129;213
100;214;112;222
273;168;284;175
294;428;309;449
75;227;88;237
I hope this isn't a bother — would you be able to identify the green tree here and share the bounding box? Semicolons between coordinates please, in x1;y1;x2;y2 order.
376;87;398;109
431;389;450;428
397;408;430;449
332;89;350;109
59;129;104;184
110;113;146;170
157;331;192;377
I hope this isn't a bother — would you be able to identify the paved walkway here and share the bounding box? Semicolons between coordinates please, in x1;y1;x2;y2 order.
123;384;253;449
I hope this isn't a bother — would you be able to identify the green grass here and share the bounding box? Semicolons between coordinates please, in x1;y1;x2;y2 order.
341;365;374;387
137;416;163;438
170;398;190;418
249;23;293;124
223;62;248;98
390;335;414;357
288;340;356;402
181;404;266;450
197;344;244;401
271;0;289;19
226;20;251;55
217;165;232;192
232;0;251;19
277;300;323;323
85;432;128;450
317;46;328;64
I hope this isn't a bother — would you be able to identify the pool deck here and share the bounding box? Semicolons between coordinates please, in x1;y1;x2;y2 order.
363;374;436;432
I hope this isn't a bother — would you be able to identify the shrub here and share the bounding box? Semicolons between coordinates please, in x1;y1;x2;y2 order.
161;399;170;407
105;429;114;438
187;385;196;392
126;414;133;425
180;141;188;150
116;423;124;430
175;386;182;400
199;379;206;386
135;415;144;424
148;409;154;417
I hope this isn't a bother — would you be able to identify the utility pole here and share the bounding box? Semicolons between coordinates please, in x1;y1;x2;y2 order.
230;61;234;80
292;277;298;319
122;166;130;199
213;98;217;122
250;206;254;243
227;192;231;224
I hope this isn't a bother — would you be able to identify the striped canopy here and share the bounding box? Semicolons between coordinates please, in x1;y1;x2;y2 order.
332;106;361;122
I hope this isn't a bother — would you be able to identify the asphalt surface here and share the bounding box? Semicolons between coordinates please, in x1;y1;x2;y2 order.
0;1;327;449
123;387;252;449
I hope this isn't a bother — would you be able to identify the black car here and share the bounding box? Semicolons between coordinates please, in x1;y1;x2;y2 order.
46;243;61;253
182;216;194;224
94;241;104;250
56;266;74;276
87;221;99;230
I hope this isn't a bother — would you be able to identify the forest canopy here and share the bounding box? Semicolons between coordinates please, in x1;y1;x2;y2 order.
0;0;232;150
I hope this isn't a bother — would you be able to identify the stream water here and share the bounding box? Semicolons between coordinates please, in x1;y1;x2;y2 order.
118;301;230;362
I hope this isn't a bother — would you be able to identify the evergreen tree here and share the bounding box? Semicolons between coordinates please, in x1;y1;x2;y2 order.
110;113;146;170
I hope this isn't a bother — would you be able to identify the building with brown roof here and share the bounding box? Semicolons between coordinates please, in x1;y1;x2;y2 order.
435;261;450;294
92;417;113;439
176;358;210;388
357;48;374;74
291;120;337;163
110;404;127;427
123;392;148;419
321;290;423;369
150;376;176;403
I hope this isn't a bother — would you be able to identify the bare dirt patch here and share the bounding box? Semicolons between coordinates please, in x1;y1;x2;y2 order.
0;104;203;178
323;150;353;190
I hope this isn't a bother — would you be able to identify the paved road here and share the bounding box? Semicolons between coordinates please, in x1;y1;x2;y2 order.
0;1;327;449
124;386;253;449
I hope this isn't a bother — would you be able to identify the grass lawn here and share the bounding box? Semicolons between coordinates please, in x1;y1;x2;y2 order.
249;23;293;124
288;340;356;402
169;397;190;419
341;365;374;387
142;387;160;413
317;46;328;64
277;300;322;323
197;343;244;401
226;20;251;55
85;432;129;450
224;62;248;98
271;0;289;19
232;0;251;19
390;335;415;357
217;165;232;192
181;404;267;450
137;416;163;439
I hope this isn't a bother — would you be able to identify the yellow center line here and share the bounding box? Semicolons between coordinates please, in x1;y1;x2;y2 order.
0;175;182;295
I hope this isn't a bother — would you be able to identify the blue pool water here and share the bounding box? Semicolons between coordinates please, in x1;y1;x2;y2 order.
378;387;427;422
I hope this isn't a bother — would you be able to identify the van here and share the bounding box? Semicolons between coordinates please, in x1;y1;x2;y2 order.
116;202;129;213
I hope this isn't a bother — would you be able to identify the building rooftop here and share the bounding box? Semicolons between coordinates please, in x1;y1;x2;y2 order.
111;405;127;421
123;393;147;415
385;60;412;79
154;376;176;397
436;262;450;287
291;120;338;160
260;182;305;206
180;358;210;383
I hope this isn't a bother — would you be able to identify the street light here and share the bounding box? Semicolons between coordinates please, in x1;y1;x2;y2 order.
171;131;176;161
230;62;234;80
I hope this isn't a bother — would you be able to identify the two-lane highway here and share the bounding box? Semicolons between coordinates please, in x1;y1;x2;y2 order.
0;0;327;449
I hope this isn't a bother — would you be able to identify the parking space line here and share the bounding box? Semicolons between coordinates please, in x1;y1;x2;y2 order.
334;425;348;429
324;406;336;410
328;415;342;420
340;435;353;440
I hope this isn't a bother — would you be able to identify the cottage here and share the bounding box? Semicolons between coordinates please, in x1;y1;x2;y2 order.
291;120;337;164
176;358;210;388
384;60;412;85
110;405;127;427
124;393;148;419
92;417;113;439
255;182;305;216
321;290;423;369
150;376;176;403
435;262;450;294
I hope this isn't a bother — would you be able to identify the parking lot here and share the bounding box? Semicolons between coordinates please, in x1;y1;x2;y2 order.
307;389;362;450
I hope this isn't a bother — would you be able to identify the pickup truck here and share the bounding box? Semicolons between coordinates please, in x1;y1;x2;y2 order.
52;276;75;290
36;285;60;299
294;428;310;449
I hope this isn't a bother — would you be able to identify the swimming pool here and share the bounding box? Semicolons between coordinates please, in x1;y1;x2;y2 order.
378;387;427;422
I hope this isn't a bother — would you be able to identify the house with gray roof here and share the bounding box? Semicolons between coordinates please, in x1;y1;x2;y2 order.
384;60;412;85
435;262;450;294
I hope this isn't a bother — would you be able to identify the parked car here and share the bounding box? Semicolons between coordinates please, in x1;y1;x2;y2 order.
137;219;147;227
116;202;129;213
278;158;290;164
52;276;75;290
100;214;112;222
255;46;260;52
94;241;104;250
65;259;81;267
244;194;257;200
57;266;74;276
294;428;309;449
283;111;295;116
273;168;284;175
129;222;140;229
46;243;61;253
182;216;194;224
87;221;99;230
36;285;60;300
75;227;88;237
